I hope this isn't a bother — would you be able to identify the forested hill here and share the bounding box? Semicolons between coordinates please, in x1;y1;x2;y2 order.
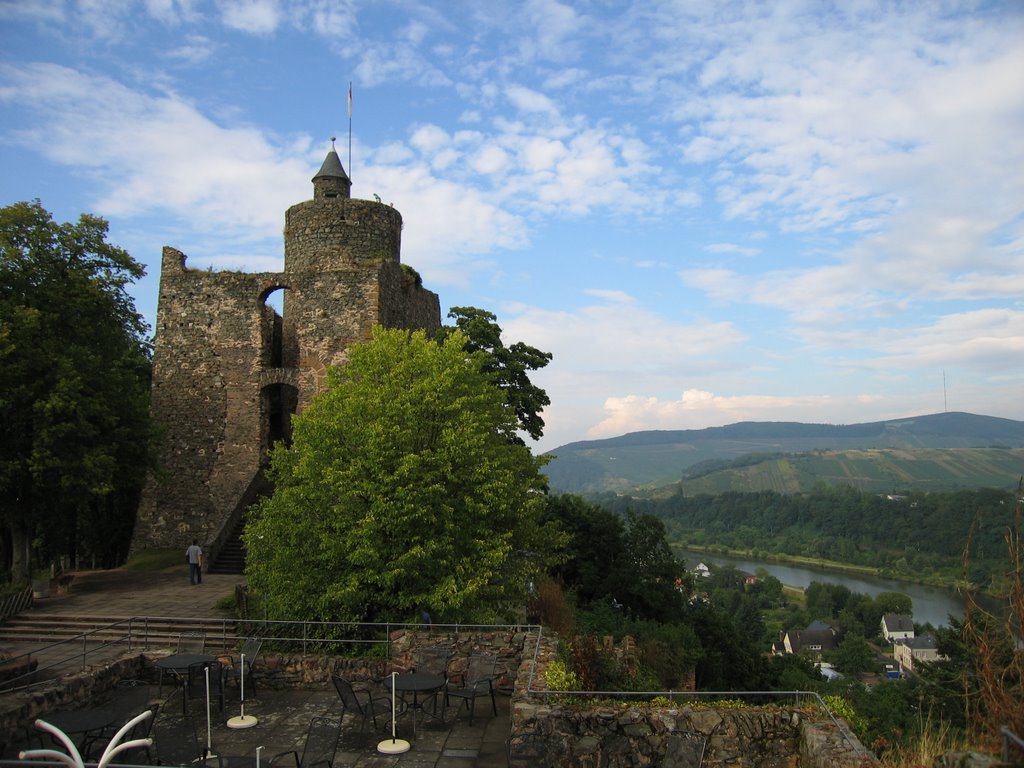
542;411;1024;495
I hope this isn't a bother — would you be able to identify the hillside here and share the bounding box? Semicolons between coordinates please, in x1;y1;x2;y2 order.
542;412;1024;494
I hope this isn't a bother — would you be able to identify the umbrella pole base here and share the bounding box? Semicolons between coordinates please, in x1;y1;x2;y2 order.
377;738;411;754
227;714;259;729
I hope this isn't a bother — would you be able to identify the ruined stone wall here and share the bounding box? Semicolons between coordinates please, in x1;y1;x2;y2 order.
379;261;443;332
132;249;281;551
131;181;440;556
284;197;402;272
508;632;876;768
0;654;149;749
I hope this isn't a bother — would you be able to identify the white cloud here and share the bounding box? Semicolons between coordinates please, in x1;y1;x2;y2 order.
704;242;759;257
500;297;751;448
358;160;528;285
0;63;308;247
520;0;587;62
582;289;634;303
865;309;1024;372
218;0;281;34
472;145;509;175
0;0;65;24
590;389;838;440
506;85;558;115
164;34;217;65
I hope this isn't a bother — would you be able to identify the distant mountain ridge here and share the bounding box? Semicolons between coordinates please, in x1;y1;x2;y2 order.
542;411;1024;494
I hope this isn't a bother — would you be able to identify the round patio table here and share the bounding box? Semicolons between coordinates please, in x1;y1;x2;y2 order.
156;652;216;712
385;672;445;738
39;709;114;749
156;652;216;674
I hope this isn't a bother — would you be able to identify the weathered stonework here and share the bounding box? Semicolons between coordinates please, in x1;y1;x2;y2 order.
0;632;881;767
130;149;441;556
508;632;878;768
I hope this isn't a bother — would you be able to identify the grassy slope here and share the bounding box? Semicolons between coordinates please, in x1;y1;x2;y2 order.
671;447;1024;496
543;413;1024;494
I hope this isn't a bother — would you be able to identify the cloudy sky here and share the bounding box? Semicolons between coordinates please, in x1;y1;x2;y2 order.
2;0;1023;453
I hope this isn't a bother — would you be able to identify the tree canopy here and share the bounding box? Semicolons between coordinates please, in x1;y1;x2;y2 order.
439;306;552;444
0;200;153;578
243;326;564;624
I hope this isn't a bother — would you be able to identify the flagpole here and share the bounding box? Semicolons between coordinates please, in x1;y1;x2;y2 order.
347;81;353;184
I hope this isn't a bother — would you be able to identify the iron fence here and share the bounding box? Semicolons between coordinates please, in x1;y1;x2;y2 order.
0;588;32;624
0;617;540;693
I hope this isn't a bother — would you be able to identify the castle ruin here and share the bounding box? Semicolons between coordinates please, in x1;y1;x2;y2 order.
130;146;441;563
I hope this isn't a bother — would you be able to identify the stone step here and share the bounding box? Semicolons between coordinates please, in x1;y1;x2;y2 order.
210;517;248;575
0;614;240;650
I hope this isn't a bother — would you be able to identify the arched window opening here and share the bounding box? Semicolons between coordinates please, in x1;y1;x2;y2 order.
261;287;287;369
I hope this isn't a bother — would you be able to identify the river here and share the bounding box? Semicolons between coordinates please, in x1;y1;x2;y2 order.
681;549;966;627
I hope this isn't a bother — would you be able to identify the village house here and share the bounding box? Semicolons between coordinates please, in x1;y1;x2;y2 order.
779;620;837;658
880;613;915;642
893;634;943;674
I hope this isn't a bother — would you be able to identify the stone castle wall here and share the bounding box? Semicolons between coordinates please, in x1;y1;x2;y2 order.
131;164;440;556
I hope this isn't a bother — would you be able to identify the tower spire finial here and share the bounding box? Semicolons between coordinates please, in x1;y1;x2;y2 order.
330;136;336;151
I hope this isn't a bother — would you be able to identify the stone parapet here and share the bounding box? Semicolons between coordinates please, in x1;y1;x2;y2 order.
507;629;876;768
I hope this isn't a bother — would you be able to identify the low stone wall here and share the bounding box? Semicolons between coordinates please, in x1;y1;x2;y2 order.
142;627;530;692
1;629;878;768
0;653;148;749
508;631;877;768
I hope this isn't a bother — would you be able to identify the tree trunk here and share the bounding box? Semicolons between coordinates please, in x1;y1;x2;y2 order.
9;521;32;581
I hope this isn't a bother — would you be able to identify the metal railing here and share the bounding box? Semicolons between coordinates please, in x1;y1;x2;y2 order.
0;587;33;623
0;616;540;693
3;614;868;757
519;625;866;755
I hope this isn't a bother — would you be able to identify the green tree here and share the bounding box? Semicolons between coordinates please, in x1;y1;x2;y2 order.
542;493;626;605
439;307;552;444
830;633;879;676
871;592;913;626
805;581;852;620
244;326;563;624
0;200;153;579
611;511;688;623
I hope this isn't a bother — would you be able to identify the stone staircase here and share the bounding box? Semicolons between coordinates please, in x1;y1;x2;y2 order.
0;569;245;686
0;612;242;686
0;612;240;651
208;468;275;575
209;515;247;575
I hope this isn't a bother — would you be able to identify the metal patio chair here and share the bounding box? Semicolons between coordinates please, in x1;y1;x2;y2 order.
444;653;498;724
269;716;340;768
331;675;393;732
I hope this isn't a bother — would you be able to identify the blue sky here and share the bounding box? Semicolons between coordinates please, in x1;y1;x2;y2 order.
2;1;1022;454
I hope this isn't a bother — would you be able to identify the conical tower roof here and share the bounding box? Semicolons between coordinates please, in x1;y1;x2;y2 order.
313;148;349;182
311;139;351;199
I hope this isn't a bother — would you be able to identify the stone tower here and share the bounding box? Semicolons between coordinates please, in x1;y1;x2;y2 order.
130;146;441;559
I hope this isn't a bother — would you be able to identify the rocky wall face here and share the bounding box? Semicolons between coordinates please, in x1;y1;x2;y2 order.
284;198;402;274
133;261;275;552
0;655;149;749
377;262;442;335
508;631;875;768
132;189;440;558
509;701;806;768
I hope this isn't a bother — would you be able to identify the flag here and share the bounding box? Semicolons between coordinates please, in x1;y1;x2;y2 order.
347;83;352;119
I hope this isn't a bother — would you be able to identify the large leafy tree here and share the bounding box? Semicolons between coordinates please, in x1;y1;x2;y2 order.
439;307;552;444
0;201;153;579
244;326;564;624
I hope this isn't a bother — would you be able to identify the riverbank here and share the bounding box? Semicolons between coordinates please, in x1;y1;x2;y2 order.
679;546;969;627
677;543;971;593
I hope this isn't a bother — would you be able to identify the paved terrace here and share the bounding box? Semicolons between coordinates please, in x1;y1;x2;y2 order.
0;569;511;766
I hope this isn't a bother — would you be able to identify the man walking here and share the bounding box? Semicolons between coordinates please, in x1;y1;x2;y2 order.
186;538;203;585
